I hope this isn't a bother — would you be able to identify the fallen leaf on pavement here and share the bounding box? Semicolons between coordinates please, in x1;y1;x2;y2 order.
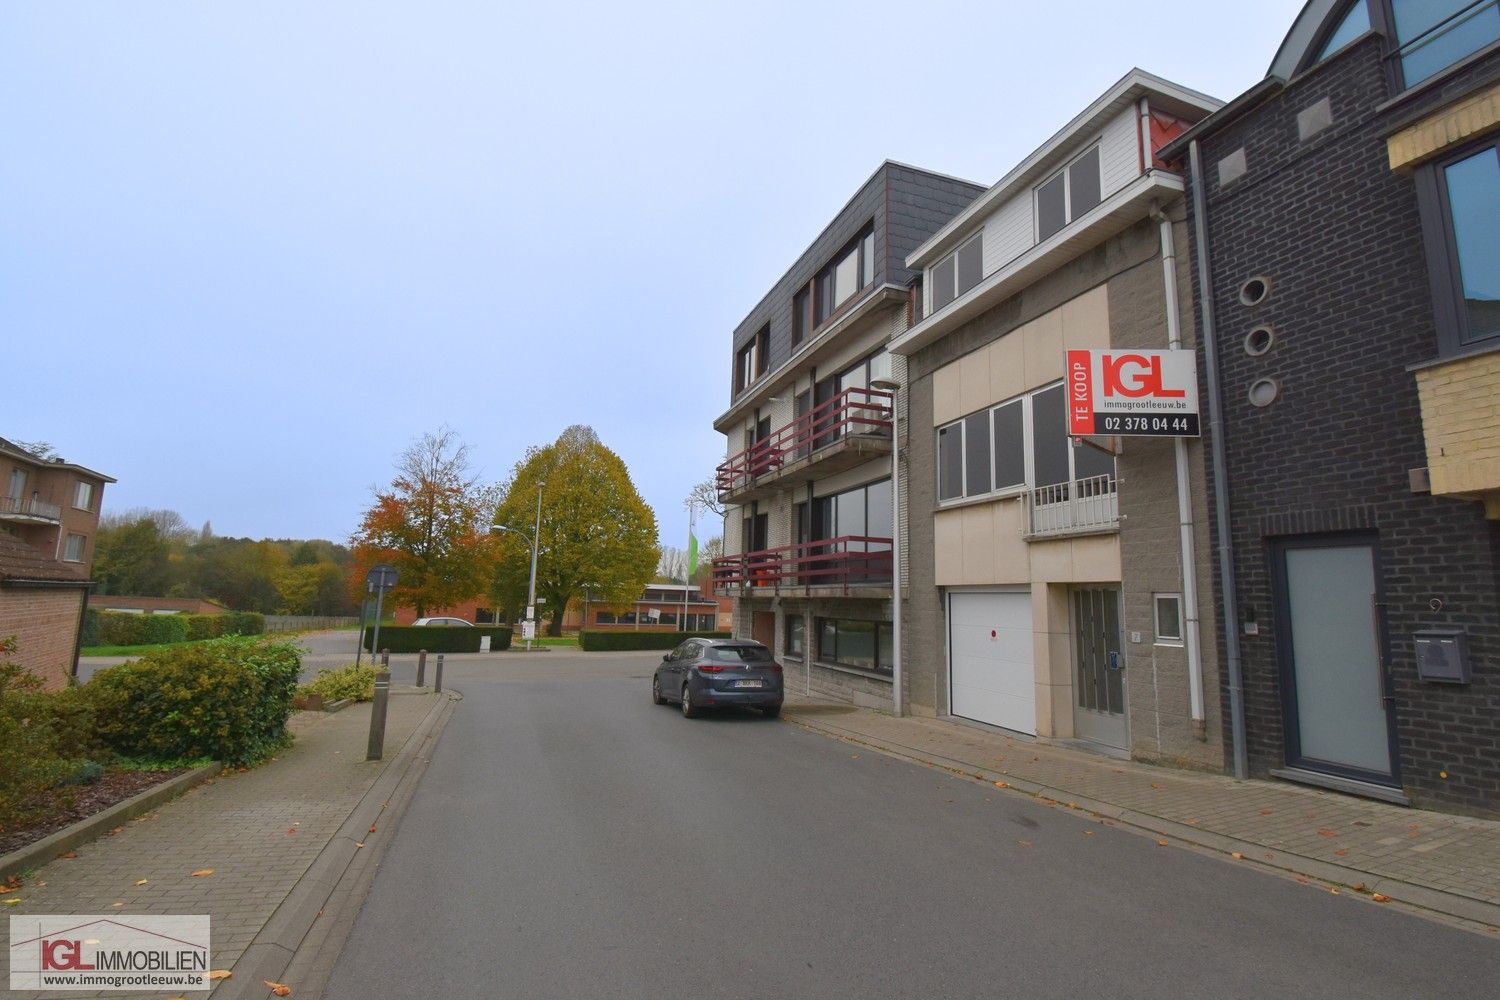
1317;829;1337;838
190;869;214;877
287;828;298;835
2;899;21;906
1330;888;1340;895
207;970;232;980
112;902;124;908
1017;839;1032;848
1083;830;1096;837
1372;894;1391;903
1156;840;1169;847
368;825;377;834
994;781;1009;789
1231;852;1244;860
1297;876;1310;885
108;827;123;836
355;842;365;849
1150;783;1162;790
59;851;79;860
1187;818;1201;826
0;886;14;895
1264;853;1275;861
135;879;149;886
1259;808;1273;816
1353;883;1368;892
1334;849;1349;857
264;980;293;996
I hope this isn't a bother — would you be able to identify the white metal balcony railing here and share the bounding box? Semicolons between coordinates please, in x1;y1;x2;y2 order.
0;495;62;521
1026;474;1119;538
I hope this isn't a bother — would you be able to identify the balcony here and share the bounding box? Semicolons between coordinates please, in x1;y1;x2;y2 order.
1025;474;1119;539
717;387;892;505
0;495;62;524
712;536;893;599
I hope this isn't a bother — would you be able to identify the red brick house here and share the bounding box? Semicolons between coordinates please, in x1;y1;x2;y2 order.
0;533;91;688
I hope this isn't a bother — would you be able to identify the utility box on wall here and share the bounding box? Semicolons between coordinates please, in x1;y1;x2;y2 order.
1413;628;1470;684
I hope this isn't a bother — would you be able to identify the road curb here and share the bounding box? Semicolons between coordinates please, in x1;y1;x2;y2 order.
785;710;1500;930
216;690;460;998
1;764;219;883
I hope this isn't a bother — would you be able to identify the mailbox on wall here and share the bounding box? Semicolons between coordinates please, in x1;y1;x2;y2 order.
1414;628;1470;684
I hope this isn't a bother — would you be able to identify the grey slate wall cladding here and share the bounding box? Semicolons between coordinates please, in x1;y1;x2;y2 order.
729;163;985;386
1186;35;1500;815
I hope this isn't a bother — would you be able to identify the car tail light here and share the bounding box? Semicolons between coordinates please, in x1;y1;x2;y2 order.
698;664;728;673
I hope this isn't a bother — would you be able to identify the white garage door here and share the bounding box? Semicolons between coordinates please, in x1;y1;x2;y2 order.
949;591;1035;735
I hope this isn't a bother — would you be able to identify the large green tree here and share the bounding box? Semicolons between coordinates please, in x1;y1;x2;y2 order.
349;427;499;617
492;426;658;636
93;518;174;595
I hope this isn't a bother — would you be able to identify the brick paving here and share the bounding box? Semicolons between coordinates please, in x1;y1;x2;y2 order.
785;700;1500;920
2;691;441;997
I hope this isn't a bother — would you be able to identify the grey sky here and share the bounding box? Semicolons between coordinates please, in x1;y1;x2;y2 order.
1;1;1305;550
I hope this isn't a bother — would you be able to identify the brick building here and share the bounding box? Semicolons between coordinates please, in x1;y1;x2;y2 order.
891;70;1224;765
0;534;92;688
711;162;986;708
1160;0;1500;813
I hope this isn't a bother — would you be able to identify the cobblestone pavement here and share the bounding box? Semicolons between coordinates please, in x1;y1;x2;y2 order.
2;691;443;997
784;699;1500;927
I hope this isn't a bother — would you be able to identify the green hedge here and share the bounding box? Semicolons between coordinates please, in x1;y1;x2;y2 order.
92;610;264;647
1;637;106;829
579;630;732;651
184;614;218;641
219;612;265;637
81;608;102;647
87;637;301;766
299;663;377;703
362;626;514;653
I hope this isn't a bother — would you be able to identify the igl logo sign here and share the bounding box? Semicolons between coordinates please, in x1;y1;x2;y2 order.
10;915;210;991
1066;349;1201;438
41;939;95;970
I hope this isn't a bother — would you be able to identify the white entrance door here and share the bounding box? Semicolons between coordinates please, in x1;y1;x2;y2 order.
948;591;1035;735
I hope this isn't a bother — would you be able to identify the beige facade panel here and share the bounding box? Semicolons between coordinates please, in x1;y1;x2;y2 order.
1415;351;1500;516
1387;82;1500;171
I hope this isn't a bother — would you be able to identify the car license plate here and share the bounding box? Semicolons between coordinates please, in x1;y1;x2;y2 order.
734;680;764;689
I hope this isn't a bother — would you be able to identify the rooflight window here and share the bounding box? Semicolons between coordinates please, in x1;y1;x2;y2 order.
1316;1;1371;62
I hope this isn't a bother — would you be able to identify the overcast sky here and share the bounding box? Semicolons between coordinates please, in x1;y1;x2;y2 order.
2;0;1306;550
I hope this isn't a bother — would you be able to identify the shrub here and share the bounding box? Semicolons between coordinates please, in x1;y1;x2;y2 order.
299;663;377;703
578;630;732;651
138;614;188;646
88;636;301;766
81;608;102;647
361;626;512;653
219;612;265;637
184;615;218;641
0;637;105;829
98;612;149;647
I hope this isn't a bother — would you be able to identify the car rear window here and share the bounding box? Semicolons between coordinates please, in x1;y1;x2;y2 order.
706;645;773;664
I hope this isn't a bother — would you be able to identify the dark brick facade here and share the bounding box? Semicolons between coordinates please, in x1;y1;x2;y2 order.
1183;35;1500;815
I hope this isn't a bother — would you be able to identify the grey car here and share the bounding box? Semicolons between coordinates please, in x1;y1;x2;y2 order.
652;638;784;719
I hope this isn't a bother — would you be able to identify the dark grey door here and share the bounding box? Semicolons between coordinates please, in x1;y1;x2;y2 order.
1072;588;1127;750
1274;537;1398;785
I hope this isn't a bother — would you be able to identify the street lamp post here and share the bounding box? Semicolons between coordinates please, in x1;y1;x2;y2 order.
492;482;545;651
870;373;903;717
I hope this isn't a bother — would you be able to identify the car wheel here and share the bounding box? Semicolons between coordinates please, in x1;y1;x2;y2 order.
652;676;667;705
761;704;782;719
681;684;701;719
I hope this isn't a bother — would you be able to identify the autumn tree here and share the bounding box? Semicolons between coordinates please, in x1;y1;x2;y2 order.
93;518;174;596
349;427;499;618
492;426;658;636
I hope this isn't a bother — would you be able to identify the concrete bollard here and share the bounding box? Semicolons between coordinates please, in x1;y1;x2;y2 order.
416;649;427;688
366;669;391;761
434;654;444;694
381;648;390;670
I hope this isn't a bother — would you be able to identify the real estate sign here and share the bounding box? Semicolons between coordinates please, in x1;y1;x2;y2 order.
1066;349;1200;437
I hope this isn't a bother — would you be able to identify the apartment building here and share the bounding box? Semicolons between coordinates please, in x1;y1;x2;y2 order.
1;436;113;571
888;72;1224;764
1159;0;1500;814
712;162;985;708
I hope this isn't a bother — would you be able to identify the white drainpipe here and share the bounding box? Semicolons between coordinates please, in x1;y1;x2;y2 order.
1151;204;1207;739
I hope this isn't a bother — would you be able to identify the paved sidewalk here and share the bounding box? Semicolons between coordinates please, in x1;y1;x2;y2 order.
784;699;1500;929
3;688;451;997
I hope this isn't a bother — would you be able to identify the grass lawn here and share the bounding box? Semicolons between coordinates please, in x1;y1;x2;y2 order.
80;633;266;658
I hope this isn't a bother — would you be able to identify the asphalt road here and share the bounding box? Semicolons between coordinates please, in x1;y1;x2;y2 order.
322;650;1500;1000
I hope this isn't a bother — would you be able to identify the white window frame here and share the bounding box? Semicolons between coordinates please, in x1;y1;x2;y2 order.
1154;593;1184;647
937;381;1110;506
1035;144;1102;242
74;480;94;512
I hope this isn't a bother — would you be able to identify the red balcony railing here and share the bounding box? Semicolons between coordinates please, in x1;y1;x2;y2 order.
716;386;893;499
712;535;893;594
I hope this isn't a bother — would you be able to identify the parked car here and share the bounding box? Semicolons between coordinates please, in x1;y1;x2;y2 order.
652;637;783;718
411;617;473;627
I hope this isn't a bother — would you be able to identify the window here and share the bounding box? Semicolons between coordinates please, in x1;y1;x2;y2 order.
1426;141;1500;351
793;287;811;347
1155;594;1184;645
596;611;616;624
6;469;23;499
63;533;85;562
937;383;1116;504
930;234;984;313
1036;146;1103;242
735;326;770;393
815;225;877;324
74;481;94;512
816;618;894;674
1389;0;1499;88
786;615;805;658
1316;0;1371;61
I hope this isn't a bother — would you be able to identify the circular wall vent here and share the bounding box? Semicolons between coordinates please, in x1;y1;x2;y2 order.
1248;378;1280;408
1244;326;1275;357
1239;276;1272;306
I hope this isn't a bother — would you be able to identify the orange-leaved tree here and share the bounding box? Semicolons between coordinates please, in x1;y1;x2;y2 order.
349;427;499;618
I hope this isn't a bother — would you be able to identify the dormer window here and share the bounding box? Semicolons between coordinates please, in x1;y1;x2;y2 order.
1036;146;1102;242
930;233;983;313
735;325;770;394
814;225;877;325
